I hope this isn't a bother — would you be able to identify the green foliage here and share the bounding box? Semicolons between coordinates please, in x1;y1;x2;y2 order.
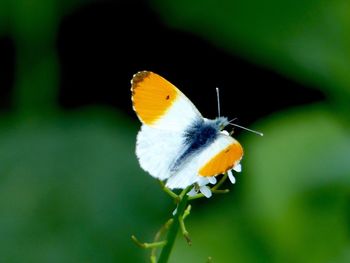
244;105;350;263
152;0;350;114
149;0;350;262
0;110;169;262
169;105;350;262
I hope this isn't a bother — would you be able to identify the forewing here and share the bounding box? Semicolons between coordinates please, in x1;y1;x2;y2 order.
131;71;202;131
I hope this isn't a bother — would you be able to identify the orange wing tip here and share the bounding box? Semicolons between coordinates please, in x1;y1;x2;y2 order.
131;71;151;87
130;71;180;125
198;142;243;177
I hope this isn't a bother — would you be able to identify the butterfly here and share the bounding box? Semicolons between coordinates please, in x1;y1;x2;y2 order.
131;71;244;193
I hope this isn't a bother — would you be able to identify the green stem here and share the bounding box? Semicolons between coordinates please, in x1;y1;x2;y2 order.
157;188;190;263
159;180;179;200
151;219;174;260
212;173;228;191
131;235;167;249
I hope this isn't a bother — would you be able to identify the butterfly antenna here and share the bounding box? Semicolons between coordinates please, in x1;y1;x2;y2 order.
216;87;221;117
216;88;263;136
228;122;264;136
229;117;238;123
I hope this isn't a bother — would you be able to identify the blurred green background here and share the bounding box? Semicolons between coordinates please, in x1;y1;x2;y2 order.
0;0;349;262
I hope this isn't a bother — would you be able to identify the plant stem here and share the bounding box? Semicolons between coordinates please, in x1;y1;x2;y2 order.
212;172;228;191
157;188;190;263
159;180;179;200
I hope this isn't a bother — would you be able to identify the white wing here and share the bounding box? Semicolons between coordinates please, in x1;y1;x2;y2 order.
136;124;185;180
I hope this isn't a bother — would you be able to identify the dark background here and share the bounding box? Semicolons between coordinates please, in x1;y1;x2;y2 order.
1;0;324;120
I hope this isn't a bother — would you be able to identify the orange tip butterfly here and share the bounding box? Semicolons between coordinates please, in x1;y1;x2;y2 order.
131;71;258;194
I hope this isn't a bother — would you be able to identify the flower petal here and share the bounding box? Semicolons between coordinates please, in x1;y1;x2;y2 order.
233;163;242;172
172;207;178;216
228;169;236;184
197;177;210;187
208;176;217;185
199;185;212;198
187;187;198;197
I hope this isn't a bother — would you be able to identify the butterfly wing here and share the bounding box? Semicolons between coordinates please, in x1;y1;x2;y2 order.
132;71;243;188
131;71;202;131
136;124;186;180
166;132;243;189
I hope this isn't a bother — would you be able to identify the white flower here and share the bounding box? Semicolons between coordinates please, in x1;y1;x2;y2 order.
187;162;242;198
233;163;242;172
172;207;178;216
207;176;217;184
187;176;216;198
187;187;198;197
228;163;242;184
227;170;236;184
199;185;212;198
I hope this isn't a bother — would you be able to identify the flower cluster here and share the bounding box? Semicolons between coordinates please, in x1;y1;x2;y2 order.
187;163;242;198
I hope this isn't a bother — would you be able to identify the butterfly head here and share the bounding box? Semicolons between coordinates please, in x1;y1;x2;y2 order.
212;116;229;131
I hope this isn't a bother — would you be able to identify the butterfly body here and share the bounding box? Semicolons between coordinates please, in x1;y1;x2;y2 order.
171;117;229;173
131;71;243;189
